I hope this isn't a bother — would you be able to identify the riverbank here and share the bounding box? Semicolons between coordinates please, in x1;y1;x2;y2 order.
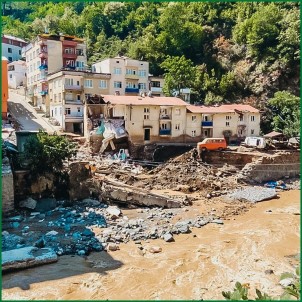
2;190;300;300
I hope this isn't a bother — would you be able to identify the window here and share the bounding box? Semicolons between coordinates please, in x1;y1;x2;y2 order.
138;83;146;90
192;115;197;122
84;79;93;88
204;130;208;136
58;93;61;102
77;107;81;113
251;115;255;122
226;122;230;126
175;124;180;130
65;108;71;115
19;50;21;55
226;115;232;120
99;80;107;89
8;57;12;62
251;129;254;135
59;107;62;115
161;123;168;130
114;81;122;88
239;115;243;121
9;74;12;79
54;94;57;102
175;108;181;115
126;69;136;75
144;108;150;120
8;48;12;53
77;94;81;101
138;70;147;77
8;39;12;44
76;61;84;70
192;130;196;137
54;81;57;89
151;81;161;87
114;67;122;75
65;78;73;86
55;108;57;115
126;82;136;88
64;48;74;54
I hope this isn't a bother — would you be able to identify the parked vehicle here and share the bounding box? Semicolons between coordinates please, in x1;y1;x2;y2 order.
197;138;227;155
242;137;266;149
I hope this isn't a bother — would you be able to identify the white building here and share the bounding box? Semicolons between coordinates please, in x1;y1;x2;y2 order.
7;60;26;88
92;56;149;96
22;34;87;110
2;34;27;62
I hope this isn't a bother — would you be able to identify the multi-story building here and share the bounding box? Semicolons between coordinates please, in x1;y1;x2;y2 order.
84;95;190;144
148;75;165;97
92;56;149;96
7;60;26;88
187;104;260;144
22;34;87;109
2;34;27;62
47;69;111;134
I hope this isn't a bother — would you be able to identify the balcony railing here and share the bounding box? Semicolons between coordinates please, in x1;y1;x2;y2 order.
64;99;82;104
159;129;171;135
151;87;162;92
125;74;139;80
39;64;48;70
201;121;213;127
62;40;77;47
63;84;83;91
125;87;139;93
65;114;83;119
159;115;172;120
40;90;48;95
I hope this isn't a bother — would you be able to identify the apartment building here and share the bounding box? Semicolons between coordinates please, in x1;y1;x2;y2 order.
47;70;110;134
22;34;87;109
92;56;149;96
148;75;165;97
8;60;26;88
2;34;27;62
84;95;189;144
187;104;260;144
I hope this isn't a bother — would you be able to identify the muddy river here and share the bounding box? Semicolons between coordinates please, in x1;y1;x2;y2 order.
2;190;300;300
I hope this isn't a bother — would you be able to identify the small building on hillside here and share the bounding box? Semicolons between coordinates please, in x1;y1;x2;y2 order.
2;34;27;62
8;60;27;88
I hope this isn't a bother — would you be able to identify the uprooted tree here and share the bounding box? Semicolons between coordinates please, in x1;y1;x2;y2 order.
23;131;77;177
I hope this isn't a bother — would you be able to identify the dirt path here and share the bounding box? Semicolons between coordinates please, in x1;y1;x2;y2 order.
2;190;300;300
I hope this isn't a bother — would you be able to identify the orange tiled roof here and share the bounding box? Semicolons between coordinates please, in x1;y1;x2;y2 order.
102;95;188;106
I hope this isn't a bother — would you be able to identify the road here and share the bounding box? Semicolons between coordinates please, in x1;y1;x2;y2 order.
7;90;59;132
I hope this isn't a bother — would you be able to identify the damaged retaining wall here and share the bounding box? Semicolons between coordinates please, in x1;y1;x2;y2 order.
238;151;300;183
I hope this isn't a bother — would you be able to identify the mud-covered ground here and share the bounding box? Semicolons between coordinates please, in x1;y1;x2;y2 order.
2;190;300;300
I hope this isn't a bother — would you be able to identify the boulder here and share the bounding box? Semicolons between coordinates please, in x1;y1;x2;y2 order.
163;233;174;242
19;197;37;210
107;243;119;251
106;206;121;219
149;246;162;253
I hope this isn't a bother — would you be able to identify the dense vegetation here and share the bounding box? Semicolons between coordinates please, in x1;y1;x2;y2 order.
2;1;300;134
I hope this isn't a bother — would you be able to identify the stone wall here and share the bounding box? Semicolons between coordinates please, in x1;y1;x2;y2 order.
2;159;14;216
238;151;300;183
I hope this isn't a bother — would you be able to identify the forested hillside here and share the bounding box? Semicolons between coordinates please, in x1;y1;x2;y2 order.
2;1;300;134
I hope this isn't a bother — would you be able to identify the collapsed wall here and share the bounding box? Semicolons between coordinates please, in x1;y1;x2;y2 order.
237;151;300;184
2;158;15;216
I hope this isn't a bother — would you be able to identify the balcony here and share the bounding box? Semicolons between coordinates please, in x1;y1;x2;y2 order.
151;87;162;93
65;114;83;120
159;129;171;135
63;52;77;59
64;99;82;104
63;84;83;91
125;87;139;93
201;121;213;127
125;74;139;80
159;114;172;120
39;64;48;70
62;40;77;47
40;90;48;96
39;76;47;82
76;49;85;56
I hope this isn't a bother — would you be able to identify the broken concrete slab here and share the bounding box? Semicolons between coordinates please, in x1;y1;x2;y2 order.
19;197;37;209
2;246;58;272
106;206;121;219
100;177;181;208
227;187;278;203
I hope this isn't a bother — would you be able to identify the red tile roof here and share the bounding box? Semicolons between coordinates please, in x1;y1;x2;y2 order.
102;95;188;106
187;104;259;114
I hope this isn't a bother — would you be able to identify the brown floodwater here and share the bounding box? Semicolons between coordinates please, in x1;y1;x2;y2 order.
2;190;300;300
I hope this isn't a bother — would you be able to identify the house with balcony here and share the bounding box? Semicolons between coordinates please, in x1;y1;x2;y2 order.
83;95;190;145
187;104;260;144
148;75;165;97
22;34;87;110
92;56;149;96
47;69;110;134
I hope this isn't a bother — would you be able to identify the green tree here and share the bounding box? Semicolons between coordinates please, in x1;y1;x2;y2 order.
268;91;300;137
23;131;77;177
160;55;197;99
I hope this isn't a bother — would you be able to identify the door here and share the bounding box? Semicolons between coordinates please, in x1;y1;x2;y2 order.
144;128;150;141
